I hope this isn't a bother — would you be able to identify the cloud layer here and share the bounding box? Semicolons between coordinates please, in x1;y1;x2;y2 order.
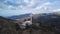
0;0;60;17
0;0;60;12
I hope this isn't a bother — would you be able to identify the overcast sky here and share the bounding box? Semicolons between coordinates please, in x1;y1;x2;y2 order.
0;0;60;17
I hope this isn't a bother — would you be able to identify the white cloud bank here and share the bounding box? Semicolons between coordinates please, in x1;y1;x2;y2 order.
52;9;60;12
35;2;51;10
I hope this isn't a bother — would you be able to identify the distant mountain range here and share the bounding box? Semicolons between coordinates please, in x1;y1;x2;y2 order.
8;14;31;20
37;13;60;29
0;12;60;31
0;16;13;21
7;13;60;23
